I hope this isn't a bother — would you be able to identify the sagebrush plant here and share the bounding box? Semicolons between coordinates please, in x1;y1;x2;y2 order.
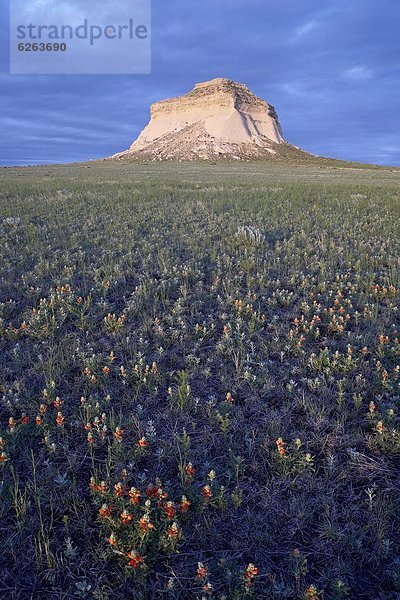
0;161;399;599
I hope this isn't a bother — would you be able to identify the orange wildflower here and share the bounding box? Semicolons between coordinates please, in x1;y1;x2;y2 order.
376;421;385;434
55;411;65;426
89;477;100;492
120;510;133;525
304;585;319;600
127;550;143;568
245;563;259;579
202;485;212;499
107;532;118;546
98;504;112;518
129;486;141;505
114;482;126;498
157;487;168;500
276;437;286;456
139;515;154;532
113;427;124;443
168;522;180;538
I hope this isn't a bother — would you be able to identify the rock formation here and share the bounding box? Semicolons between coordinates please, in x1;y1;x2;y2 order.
113;78;318;161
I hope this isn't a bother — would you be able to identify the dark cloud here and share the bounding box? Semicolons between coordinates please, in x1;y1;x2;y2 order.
0;0;399;165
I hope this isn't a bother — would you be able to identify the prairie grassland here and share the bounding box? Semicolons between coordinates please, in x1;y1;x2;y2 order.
0;162;399;599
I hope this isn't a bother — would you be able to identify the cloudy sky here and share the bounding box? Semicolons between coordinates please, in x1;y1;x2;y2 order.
1;0;399;166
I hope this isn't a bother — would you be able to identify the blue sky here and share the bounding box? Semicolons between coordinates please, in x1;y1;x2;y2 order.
0;0;399;166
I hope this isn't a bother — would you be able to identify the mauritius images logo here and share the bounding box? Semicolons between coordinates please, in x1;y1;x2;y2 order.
10;0;151;75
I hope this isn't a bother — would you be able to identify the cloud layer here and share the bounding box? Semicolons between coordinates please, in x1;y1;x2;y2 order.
1;0;399;165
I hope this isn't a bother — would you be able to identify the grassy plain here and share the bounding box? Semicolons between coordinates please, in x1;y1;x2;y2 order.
0;161;399;599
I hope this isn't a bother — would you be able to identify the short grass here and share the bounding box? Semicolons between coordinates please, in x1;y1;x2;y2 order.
0;162;399;599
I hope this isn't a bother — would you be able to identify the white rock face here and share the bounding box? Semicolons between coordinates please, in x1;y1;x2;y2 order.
114;78;286;160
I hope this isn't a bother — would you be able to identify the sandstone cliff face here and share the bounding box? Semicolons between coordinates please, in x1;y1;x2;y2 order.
114;78;287;160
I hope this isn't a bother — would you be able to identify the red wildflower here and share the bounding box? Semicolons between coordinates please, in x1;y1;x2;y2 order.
245;563;259;579
89;477;100;492
99;481;109;494
146;483;159;498
202;485;212;499
98;504;112;518
196;562;208;580
129;486;141;505
168;522;180;538
139;515;154;532
114;482;126;498
185;462;196;479
127;550;143;568
120;510;133;525
55;411;65;426
276;437;286;456
107;532;118;546
179;495;191;513
163;501;175;520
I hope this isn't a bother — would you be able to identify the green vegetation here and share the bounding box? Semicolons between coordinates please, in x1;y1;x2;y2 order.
0;162;399;599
